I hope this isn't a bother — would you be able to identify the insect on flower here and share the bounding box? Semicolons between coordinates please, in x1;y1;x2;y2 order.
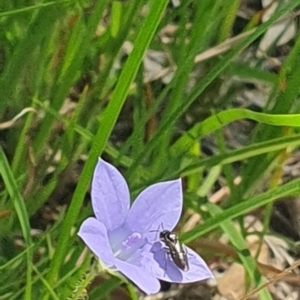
78;158;214;295
151;224;189;272
160;230;189;272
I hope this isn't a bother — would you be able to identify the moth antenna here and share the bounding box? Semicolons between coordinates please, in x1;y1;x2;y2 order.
150;223;162;240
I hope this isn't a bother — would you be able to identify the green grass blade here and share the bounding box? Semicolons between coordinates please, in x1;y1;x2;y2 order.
46;0;170;288
0;5;63;115
207;203;272;300
182;178;300;243
179;134;300;178
88;277;121;299
0;1;71;18
0;147;32;300
171;109;300;157
126;0;300;178
241;34;300;193
32;265;60;300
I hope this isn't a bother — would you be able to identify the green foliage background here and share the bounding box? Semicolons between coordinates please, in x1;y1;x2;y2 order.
1;0;300;299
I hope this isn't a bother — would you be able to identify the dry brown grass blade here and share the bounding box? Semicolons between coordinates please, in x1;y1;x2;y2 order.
194;10;300;64
0;210;11;219
193;239;300;286
239;259;300;300
0;107;35;130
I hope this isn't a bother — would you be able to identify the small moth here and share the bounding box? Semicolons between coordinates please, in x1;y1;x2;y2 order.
159;230;189;271
151;224;189;271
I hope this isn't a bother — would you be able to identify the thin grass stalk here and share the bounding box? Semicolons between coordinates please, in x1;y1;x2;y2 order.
45;0;170;292
0;148;33;300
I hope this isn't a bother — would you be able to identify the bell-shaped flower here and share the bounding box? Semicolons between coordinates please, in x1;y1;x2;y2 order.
78;159;213;295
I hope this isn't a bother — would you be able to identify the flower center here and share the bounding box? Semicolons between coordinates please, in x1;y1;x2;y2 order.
108;225;146;264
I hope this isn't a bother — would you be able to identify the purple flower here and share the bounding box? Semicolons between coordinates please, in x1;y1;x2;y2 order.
78;159;213;295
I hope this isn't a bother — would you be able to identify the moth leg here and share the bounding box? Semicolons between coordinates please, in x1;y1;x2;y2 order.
163;247;170;254
162;247;170;276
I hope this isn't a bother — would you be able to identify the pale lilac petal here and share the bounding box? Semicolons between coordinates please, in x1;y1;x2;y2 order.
92;158;130;231
114;259;160;295
78;217;115;267
127;179;182;241
142;243;213;283
177;246;214;283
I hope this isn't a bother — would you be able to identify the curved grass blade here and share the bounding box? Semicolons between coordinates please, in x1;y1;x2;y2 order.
182;178;300;243
171;109;300;158
126;0;300;178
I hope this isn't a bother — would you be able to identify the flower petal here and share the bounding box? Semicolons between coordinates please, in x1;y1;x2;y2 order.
142;243;214;283
115;259;160;295
78;217;115;267
141;243;183;281
92;158;130;231
177;246;214;283
127;179;182;241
